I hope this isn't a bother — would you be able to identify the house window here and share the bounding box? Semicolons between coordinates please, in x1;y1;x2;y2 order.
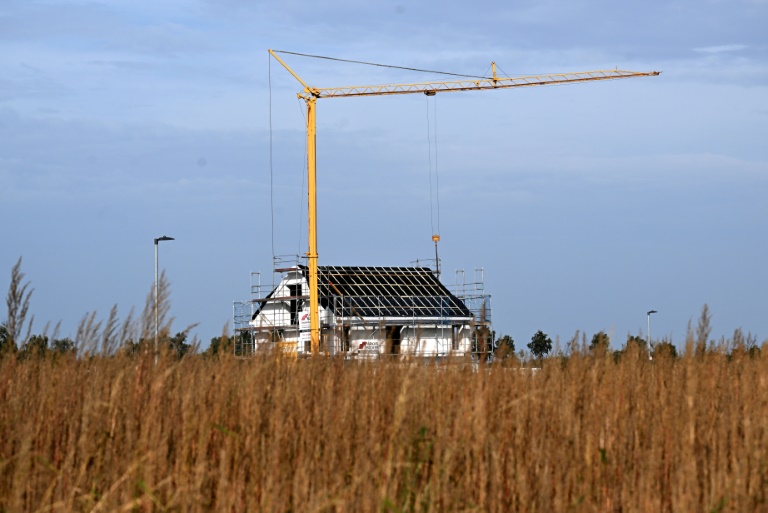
452;325;459;351
387;326;402;355
342;326;350;352
289;283;301;326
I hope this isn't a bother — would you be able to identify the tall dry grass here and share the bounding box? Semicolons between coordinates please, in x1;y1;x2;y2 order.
1;346;767;512
2;260;767;511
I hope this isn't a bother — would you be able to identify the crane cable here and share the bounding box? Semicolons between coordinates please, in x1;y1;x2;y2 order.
271;49;493;80
426;94;442;277
426;95;440;237
268;53;275;287
434;97;440;236
268;52;309;277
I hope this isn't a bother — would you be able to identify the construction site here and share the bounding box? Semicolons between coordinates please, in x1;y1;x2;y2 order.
233;258;491;357
232;50;660;358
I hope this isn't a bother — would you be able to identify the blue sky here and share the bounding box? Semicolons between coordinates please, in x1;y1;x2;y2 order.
1;0;766;349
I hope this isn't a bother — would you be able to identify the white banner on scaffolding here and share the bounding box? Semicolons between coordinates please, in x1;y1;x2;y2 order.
299;311;311;344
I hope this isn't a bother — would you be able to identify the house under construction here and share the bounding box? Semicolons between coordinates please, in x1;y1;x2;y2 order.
233;257;491;358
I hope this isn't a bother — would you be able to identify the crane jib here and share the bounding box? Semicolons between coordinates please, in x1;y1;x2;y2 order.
313;70;661;99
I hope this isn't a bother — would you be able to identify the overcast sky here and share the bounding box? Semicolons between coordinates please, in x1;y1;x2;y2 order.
1;0;766;350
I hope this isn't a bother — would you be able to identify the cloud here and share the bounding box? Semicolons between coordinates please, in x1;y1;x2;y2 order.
694;44;749;53
0;109;267;204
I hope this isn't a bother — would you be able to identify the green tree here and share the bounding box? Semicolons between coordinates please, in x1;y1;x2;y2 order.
527;330;552;360
168;331;192;359
623;334;649;360
51;338;76;355
207;335;224;356
651;340;677;359
121;338;145;356
21;334;48;358
729;328;760;359
206;334;235;357
626;335;647;351
590;331;610;354
0;322;9;354
494;334;515;359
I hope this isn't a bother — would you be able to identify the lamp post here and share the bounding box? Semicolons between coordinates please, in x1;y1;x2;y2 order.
647;309;657;358
154;235;174;358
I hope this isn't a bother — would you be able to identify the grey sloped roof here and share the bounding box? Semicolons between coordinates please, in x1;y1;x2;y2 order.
307;265;473;319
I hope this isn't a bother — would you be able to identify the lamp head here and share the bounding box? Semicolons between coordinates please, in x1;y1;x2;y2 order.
154;235;175;244
647;309;657;315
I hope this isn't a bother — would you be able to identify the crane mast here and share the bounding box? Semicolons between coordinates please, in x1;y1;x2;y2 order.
268;49;660;356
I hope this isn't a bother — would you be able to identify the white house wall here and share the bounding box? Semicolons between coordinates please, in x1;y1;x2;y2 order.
401;326;472;356
348;325;382;356
249;271;305;329
247;270;477;357
345;325;473;357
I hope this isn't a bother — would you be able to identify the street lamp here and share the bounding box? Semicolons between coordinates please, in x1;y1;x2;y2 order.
647;309;657;358
154;235;174;358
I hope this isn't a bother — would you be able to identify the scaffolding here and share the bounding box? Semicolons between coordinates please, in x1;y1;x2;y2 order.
451;269;492;326
233;257;493;359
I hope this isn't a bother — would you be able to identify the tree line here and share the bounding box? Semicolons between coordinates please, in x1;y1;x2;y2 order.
478;303;761;363
2;257;763;361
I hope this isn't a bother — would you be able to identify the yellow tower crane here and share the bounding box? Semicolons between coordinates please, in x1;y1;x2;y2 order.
268;49;660;355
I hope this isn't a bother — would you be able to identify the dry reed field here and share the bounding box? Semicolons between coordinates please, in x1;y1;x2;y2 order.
2;261;767;511
1;346;767;512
